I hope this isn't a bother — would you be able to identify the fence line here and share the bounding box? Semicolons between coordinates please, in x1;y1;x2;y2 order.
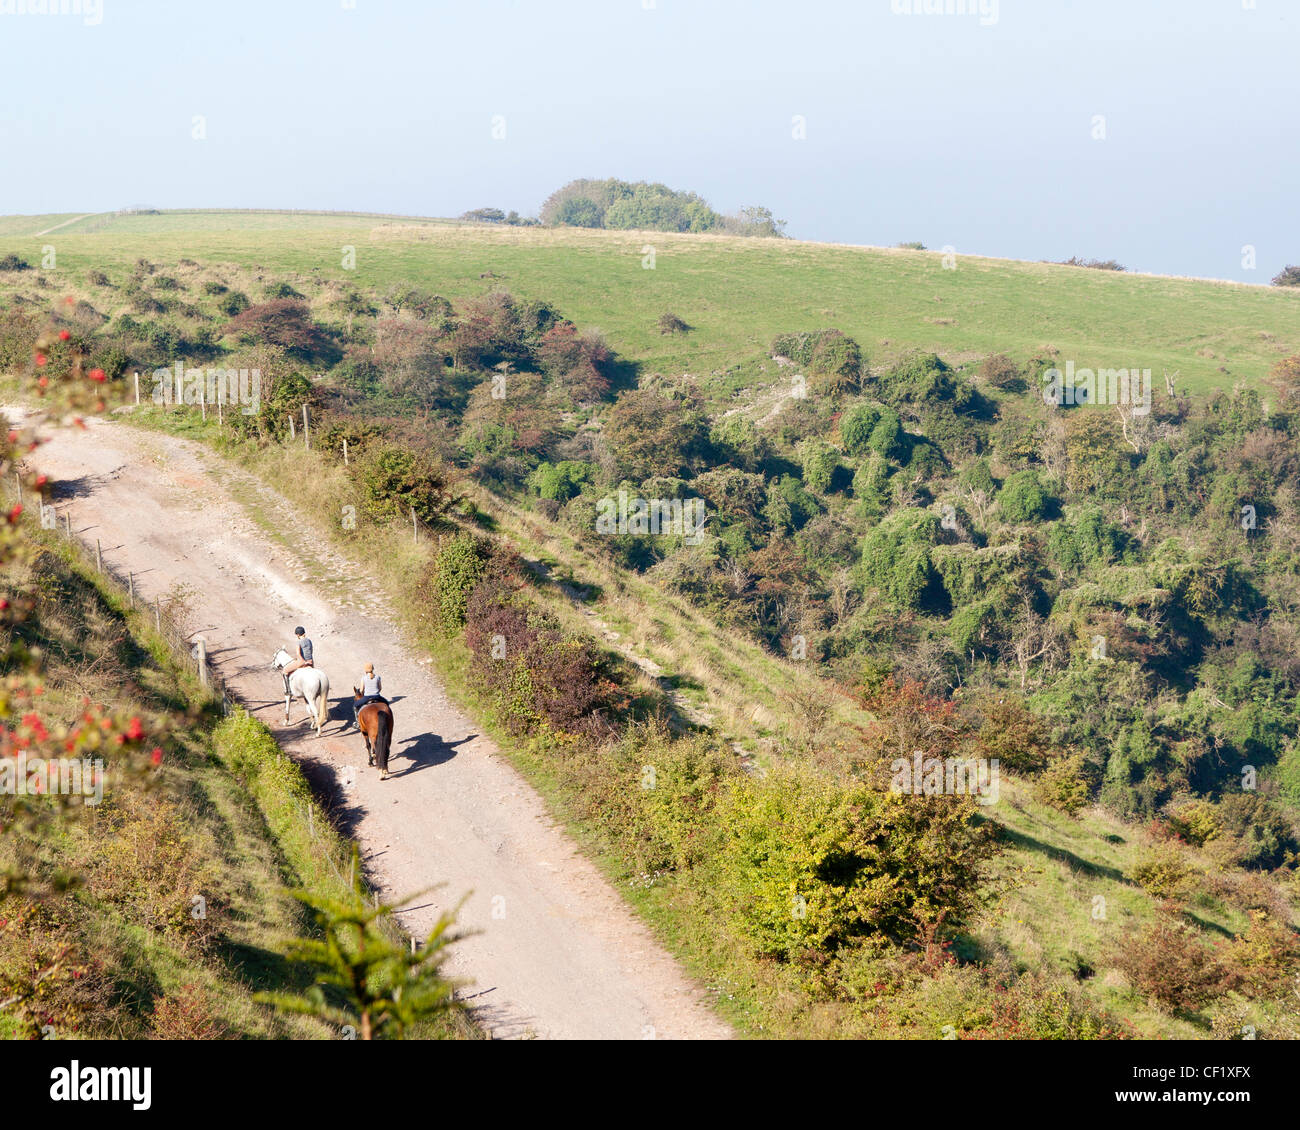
19;494;237;714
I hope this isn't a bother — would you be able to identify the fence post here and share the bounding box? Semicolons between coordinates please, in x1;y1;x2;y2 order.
134;371;140;406
95;539;102;573
64;511;71;539
303;405;309;450
154;595;161;633
217;381;224;427
197;637;208;688
412;506;417;545
342;438;348;467
200;380;206;422
127;572;135;608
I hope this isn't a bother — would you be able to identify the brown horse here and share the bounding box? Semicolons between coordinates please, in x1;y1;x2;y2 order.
353;687;394;781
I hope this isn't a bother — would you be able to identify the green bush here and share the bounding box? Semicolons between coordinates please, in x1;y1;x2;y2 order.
799;439;840;494
527;460;592;502
840;402;882;455
998;470;1051;523
428;534;491;634
355;443;451;525
717;763;994;959
858;510;940;610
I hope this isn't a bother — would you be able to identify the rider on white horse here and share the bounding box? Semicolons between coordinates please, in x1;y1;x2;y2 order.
272;629;330;737
284;626;314;675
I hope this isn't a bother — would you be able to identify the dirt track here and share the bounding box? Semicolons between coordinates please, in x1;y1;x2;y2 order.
21;410;731;1041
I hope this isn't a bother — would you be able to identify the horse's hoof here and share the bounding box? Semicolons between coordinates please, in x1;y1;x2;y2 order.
380;771;389;781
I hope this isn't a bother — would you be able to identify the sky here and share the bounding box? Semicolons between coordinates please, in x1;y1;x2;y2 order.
1;0;1296;281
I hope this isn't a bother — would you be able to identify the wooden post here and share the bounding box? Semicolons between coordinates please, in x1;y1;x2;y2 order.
217;380;223;427
342;438;348;466
154;596;161;633
64;510;71;539
197;637;208;688
412;506;418;545
127;572;135;608
134;371;140;405
303;405;309;450
95;539;102;573
200;379;206;422
289;416;296;441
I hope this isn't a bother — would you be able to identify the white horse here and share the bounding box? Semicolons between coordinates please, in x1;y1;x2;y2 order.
271;648;331;737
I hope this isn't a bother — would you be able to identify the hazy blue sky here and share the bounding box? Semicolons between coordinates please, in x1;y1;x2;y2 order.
2;0;1296;281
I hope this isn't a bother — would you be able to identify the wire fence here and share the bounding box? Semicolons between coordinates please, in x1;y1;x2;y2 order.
16;480;235;715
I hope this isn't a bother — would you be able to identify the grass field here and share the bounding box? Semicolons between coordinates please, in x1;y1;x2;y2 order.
3;208;1298;397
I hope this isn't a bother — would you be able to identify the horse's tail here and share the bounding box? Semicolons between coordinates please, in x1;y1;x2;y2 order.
317;672;330;728
373;708;391;772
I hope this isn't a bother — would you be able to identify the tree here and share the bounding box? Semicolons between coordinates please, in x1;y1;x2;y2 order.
1270;265;1300;287
227;299;340;364
998;470;1051;523
257;848;462;1040
602;388;712;480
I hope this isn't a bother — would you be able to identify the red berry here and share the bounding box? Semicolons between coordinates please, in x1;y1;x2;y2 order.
58;330;70;341
35;353;47;366
88;368;105;382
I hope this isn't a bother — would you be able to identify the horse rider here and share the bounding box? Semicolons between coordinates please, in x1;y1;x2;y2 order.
352;662;387;727
283;626;314;676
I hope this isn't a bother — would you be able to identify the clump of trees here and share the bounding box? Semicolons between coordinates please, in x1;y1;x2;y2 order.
1053;256;1127;271
540;178;785;237
459;207;538;226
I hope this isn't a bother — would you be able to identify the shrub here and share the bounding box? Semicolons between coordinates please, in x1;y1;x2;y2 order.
976;697;1052;773
867;408;908;461
0;253;31;271
858;510;941;611
227;299;340;364
1034;753;1091;815
1130;843;1192;899
527;460;591;502
427;534;491;633
264;280;304;300
1166;800;1221;847
462;572;617;736
1056;256;1126;271
1215;793;1297;870
799;439;840;494
202;280;228;295
355;442;452;526
839;402;882;455
978;353;1023;391
219;290;250;317
998;470;1051;522
1270;265;1300;287
716;763;995;959
1110;906;1225;1012
88;269;111;286
657;312;690;335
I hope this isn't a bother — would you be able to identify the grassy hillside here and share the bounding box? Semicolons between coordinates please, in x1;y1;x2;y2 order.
0;499;471;1040
4;208;1300;1042
1;209;1298;396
